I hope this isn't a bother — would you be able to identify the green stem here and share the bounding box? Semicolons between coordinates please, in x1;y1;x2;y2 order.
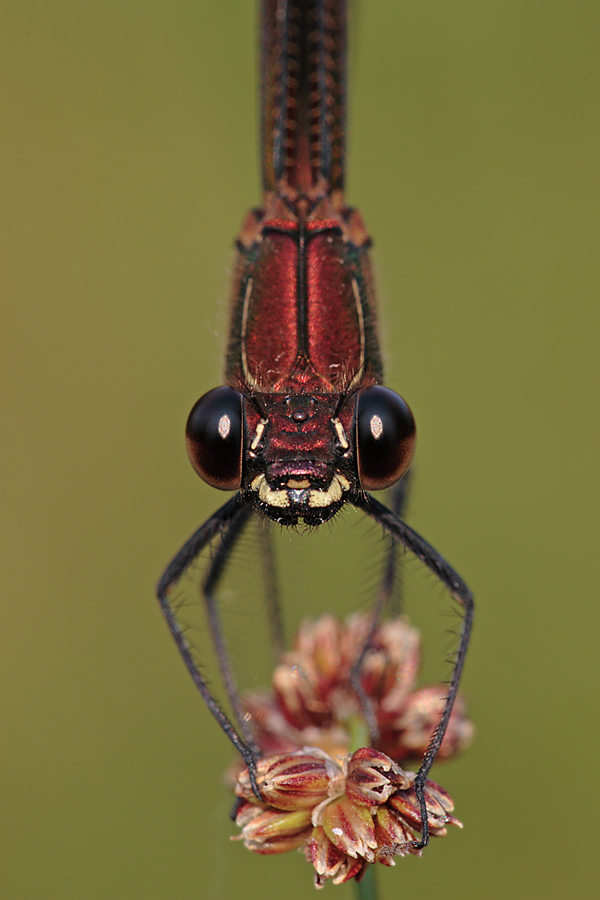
348;718;378;899
354;865;378;900
347;715;370;754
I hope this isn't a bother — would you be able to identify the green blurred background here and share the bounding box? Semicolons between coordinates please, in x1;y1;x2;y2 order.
2;1;599;898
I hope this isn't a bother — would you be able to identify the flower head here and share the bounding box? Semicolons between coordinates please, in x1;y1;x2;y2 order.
230;614;471;886
243;613;473;764
233;747;461;887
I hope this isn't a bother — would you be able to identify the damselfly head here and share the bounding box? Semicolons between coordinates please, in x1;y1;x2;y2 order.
185;384;416;526
243;391;354;526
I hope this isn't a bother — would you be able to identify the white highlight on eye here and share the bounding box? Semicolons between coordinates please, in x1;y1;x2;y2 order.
218;415;231;438
370;414;383;439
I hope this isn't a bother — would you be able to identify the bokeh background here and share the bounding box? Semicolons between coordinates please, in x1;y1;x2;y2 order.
2;2;599;898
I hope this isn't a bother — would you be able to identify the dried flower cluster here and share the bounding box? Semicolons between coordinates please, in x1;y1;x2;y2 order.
230;614;472;886
234;747;461;886
243;613;473;764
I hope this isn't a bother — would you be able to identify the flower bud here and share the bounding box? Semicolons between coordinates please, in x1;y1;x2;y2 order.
234;802;312;854
345;748;407;807
236;753;330;810
306;826;367;886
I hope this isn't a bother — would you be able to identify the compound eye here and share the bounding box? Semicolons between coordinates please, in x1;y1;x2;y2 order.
355;386;416;491
185;386;243;490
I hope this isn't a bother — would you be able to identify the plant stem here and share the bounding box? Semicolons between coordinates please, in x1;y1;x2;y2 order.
354;865;378;900
347;715;370;754
348;716;378;898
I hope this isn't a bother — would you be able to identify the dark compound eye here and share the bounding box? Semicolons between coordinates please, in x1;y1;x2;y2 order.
355;385;416;491
185;386;244;490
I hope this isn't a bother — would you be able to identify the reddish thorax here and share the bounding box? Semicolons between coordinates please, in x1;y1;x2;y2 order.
226;193;381;397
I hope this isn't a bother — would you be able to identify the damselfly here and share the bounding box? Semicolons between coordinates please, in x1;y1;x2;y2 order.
157;0;473;850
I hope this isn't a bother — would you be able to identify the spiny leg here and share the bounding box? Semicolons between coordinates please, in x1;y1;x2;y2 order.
202;502;258;752
349;472;412;740
353;491;474;850
386;467;412;614
202;511;286;752
255;517;285;660
156;495;261;792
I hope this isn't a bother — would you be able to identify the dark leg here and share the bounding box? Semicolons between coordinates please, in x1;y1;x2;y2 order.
201;510;285;748
352;491;474;851
202;511;284;822
255;517;285;659
348;473;412;738
202;503;258;751
156;495;260;790
387;468;412;612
